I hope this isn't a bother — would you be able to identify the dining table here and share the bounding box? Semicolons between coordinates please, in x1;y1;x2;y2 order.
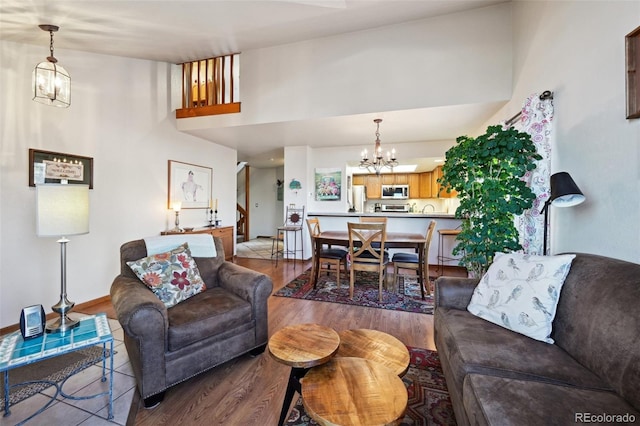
312;230;428;299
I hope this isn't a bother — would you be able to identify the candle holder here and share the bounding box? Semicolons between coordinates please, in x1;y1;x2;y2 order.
206;209;219;227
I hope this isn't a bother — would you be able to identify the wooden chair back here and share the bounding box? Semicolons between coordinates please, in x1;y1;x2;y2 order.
348;222;387;269
348;221;388;301
359;216;388;224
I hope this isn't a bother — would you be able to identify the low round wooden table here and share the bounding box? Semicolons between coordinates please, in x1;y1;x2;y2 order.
268;323;340;425
337;329;410;376
301;357;408;426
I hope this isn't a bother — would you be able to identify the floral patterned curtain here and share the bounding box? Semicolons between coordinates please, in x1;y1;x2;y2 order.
509;93;554;255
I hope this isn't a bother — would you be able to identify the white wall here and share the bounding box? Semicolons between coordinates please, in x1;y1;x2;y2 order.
0;41;238;328
179;3;513;132
482;1;640;262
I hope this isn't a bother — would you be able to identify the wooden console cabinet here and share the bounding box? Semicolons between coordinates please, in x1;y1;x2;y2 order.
161;226;234;261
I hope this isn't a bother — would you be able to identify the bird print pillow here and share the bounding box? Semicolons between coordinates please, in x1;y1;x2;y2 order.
467;252;576;344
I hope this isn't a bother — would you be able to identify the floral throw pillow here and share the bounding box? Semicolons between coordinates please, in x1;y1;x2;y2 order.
127;243;206;308
467;252;576;344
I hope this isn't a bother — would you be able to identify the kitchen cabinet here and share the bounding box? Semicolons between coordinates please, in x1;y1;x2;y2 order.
162;226;235;261
365;174;382;199
419;172;433;198
433;166;457;198
352;175;365;186
380;173;408;185
408;174;421;198
394;173;408;184
381;174;395;185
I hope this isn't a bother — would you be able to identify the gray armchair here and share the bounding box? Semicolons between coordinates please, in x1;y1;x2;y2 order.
110;236;272;407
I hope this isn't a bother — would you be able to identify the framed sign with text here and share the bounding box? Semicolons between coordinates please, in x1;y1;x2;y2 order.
29;149;94;188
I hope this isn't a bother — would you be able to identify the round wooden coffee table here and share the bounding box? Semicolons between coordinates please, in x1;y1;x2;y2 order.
301;357;408;426
337;329;410;376
268;323;340;425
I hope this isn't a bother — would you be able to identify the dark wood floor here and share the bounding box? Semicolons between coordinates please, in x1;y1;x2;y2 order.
78;257;466;425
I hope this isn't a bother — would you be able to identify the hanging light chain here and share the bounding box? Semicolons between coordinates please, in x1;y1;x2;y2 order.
48;28;58;63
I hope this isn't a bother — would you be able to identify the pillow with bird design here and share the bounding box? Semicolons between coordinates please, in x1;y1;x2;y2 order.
467;252;576;343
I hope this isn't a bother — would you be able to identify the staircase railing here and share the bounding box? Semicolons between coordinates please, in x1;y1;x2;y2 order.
176;53;241;118
237;203;247;240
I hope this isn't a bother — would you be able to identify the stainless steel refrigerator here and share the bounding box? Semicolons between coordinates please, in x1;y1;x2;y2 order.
351;185;367;212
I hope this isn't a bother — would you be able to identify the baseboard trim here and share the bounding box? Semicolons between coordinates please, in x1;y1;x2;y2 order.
0;295;111;335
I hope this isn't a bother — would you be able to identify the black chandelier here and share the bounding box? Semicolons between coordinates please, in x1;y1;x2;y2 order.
359;118;398;175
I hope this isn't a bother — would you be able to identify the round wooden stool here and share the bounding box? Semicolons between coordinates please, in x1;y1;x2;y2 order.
336;329;410;376
301;357;408;426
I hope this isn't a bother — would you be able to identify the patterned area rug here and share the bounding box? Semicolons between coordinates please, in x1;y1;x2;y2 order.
0;346;113;411
273;268;434;314
285;346;456;425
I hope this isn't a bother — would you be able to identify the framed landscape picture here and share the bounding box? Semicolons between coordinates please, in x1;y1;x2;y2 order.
29;148;94;188
168;160;212;209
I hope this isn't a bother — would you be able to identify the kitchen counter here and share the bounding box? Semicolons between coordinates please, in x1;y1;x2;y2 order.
308;212;456;219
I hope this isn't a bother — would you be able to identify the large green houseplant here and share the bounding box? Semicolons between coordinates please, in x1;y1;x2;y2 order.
439;125;541;277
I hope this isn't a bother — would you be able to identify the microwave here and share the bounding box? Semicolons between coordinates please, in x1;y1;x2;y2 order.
381;185;409;199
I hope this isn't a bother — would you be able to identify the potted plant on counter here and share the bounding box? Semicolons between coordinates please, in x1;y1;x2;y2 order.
439;125;541;277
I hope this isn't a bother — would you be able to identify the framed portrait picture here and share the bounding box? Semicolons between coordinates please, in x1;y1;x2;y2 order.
168;160;212;209
29;149;94;188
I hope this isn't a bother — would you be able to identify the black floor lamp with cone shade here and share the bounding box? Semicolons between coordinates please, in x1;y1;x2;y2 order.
36;184;90;333
541;172;585;255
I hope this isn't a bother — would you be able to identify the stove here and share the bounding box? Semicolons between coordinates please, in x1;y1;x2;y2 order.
381;204;410;213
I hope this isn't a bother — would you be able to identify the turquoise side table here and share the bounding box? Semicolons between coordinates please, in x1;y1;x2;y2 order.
0;313;114;423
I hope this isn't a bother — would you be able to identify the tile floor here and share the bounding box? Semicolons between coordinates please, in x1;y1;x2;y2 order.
236;237;281;260
3;313;135;426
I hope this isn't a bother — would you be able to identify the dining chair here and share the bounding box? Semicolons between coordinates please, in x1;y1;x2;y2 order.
392;220;437;298
306;218;349;289
359;216;388;249
347;221;389;302
360;216;388;224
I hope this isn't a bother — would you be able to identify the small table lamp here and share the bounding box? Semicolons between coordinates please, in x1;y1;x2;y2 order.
36;184;90;333
172;201;183;232
541;172;585;255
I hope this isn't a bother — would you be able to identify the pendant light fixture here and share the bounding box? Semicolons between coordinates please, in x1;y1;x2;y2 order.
33;24;70;108
359;118;398;175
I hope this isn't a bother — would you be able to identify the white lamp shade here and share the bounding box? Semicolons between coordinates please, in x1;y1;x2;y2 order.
32;61;71;108
36;184;89;237
552;193;585;207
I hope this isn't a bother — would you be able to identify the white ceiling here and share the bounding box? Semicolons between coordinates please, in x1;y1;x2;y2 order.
1;0;509;169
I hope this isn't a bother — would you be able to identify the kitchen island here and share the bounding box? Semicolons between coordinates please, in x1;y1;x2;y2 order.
307;212;462;267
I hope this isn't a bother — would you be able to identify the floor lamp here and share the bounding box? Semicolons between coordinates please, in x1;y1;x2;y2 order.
36;184;90;333
540;172;585;255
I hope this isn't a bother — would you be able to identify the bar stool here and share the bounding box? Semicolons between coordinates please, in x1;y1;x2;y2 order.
437;228;461;276
275;205;305;268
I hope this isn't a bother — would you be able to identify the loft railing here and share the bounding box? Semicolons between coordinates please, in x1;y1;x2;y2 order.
176;53;241;118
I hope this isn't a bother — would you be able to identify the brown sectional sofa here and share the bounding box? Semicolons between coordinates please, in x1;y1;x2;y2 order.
434;253;640;425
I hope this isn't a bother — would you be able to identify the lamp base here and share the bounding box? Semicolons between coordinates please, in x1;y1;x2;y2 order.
46;314;79;333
